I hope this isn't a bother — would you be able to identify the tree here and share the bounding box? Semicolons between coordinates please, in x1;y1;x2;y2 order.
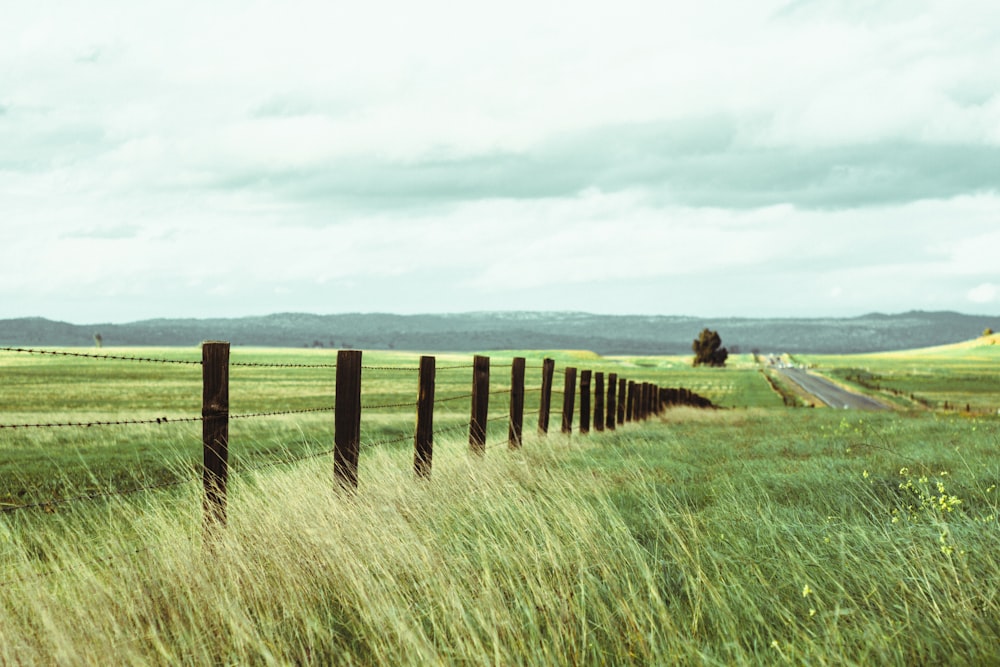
692;328;728;367
93;333;103;348
984;327;994;337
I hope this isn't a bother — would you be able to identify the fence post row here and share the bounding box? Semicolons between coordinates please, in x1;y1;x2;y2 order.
537;358;555;435
202;341;230;533
334;350;363;490
579;370;592;435
469;355;490;455
561;367;577;434
509;357;526;449
414;355;435;478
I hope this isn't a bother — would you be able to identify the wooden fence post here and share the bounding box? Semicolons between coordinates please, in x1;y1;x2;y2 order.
414;355;435;478
469;355;490;455
538;358;555;435
579;370;592;435
617;377;627;425
626;381;635;423
561;367;577;434
606;373;617;430
334;350;363;489
594;372;605;432
509;357;525;449
202;341;229;532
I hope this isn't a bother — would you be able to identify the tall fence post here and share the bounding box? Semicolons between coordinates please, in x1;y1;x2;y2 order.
594;372;605;432
561;367;577;434
579;370;592;434
509;357;526;449
538;358;555;435
617;377;627;425
202;341;229;533
414;355;436;478
606;373;617;430
334;350;363;489
469;355;490;455
626;381;636;423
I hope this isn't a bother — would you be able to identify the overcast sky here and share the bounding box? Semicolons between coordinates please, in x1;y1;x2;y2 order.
2;0;999;324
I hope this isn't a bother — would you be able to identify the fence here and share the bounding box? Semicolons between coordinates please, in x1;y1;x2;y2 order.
0;343;714;539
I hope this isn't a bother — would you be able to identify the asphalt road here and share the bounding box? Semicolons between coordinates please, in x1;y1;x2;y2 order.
776;367;888;411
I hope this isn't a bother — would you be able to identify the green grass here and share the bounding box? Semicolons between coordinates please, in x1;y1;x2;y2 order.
1;345;999;664
801;336;1000;413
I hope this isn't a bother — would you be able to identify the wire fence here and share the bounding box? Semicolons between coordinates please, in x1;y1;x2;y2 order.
0;344;692;535
0;344;708;590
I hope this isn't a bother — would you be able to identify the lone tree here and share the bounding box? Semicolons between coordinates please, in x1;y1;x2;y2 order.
692;328;728;367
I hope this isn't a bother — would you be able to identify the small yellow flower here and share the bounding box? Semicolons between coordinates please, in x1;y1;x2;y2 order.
863;470;870;479
809;608;816;618
802;584;813;597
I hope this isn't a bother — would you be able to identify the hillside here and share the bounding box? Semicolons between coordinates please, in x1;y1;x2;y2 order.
1;311;997;355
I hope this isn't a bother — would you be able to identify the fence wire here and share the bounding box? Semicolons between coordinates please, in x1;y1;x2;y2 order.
0;346;201;365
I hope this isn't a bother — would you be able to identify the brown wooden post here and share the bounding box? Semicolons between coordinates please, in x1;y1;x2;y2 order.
561;367;577;434
202;341;229;532
594;372;605;432
469;355;490;454
606;373;617;430
626;381;635;423
334;350;363;489
579;370;592;434
509;357;526;449
414;355;435;478
617;377;627;425
538;357;555;435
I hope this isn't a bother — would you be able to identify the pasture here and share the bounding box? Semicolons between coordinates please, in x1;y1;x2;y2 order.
0;343;998;664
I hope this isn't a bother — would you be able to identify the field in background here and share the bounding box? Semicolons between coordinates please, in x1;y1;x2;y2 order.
1;343;998;664
800;333;1000;412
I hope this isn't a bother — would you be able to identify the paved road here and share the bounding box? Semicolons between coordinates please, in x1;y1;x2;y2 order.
776;367;888;411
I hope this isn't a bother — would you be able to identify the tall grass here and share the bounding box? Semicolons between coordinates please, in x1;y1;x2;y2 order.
2;408;998;665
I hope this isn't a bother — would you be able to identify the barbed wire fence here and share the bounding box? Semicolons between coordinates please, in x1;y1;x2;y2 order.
0;343;712;585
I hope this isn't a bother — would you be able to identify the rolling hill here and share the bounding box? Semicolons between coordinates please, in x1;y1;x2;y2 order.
1;311;997;355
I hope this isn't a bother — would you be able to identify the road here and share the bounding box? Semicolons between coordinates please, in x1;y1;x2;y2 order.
776;367;888;411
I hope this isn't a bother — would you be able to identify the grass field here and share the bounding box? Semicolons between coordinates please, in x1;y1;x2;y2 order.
1;343;998;664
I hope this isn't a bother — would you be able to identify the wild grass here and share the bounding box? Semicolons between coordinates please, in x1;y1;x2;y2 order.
1;411;998;664
1;347;999;663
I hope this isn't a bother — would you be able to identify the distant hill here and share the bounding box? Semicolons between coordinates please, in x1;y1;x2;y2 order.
0;311;996;355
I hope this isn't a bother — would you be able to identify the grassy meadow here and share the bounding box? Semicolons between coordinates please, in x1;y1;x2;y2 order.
1;343;998;664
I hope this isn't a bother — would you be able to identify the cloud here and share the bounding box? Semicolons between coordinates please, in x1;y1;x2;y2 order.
967;284;999;304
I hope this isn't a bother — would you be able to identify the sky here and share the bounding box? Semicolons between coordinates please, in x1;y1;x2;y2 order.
2;0;999;324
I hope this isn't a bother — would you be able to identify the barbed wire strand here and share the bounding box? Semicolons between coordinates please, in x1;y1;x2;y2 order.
0;416;203;430
433;393;473;405
0;346;201;365
231;361;337;369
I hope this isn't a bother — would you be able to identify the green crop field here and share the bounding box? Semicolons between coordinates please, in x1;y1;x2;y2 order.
1;343;998;664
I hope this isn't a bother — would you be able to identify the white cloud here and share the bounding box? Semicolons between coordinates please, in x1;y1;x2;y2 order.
968;283;999;304
2;1;1000;322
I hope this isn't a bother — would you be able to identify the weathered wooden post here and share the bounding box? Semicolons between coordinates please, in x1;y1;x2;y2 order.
617;377;627;425
202;341;229;532
334;350;363;489
538;358;555;435
626;381;636;423
561;367;577;434
606;372;618;430
509;357;526;448
414;355;435;478
469;355;490;455
594;372;605;432
579;370;592;434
